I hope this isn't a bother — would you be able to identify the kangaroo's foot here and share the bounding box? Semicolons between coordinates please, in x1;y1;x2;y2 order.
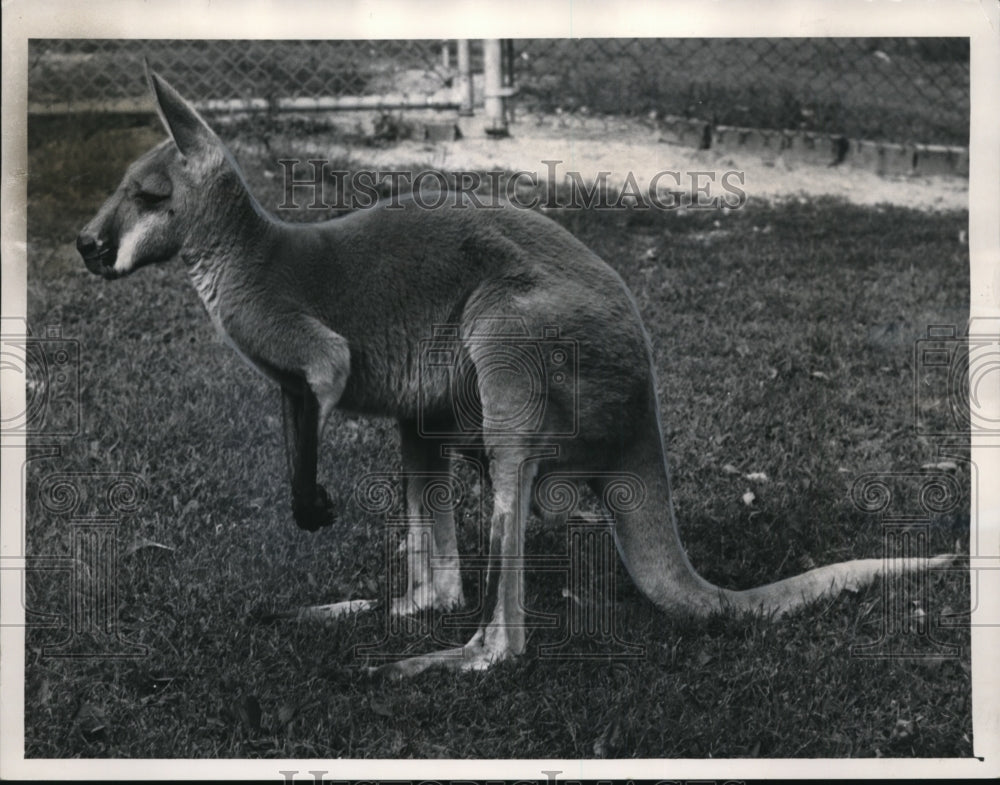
392;558;465;616
273;564;465;625
294;589;464;625
250;598;376;625
295;599;378;622
373;628;514;680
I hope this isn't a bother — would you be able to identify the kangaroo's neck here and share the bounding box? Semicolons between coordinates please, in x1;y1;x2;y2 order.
180;165;281;330
183;174;275;264
182;165;276;276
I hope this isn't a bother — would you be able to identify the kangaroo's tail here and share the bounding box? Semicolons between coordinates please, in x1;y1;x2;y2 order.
598;386;956;619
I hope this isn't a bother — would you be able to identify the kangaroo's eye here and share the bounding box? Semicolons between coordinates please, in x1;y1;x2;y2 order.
133;172;173;206
136;190;170;207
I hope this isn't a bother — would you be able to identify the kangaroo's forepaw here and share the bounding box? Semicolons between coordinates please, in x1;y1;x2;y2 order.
293;485;336;532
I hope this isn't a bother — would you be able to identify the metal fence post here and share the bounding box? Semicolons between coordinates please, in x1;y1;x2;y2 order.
457;39;474;117
483;39;509;137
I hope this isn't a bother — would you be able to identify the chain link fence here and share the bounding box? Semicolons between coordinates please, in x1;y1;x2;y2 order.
28;38;968;146
514;38;969;146
28;39;465;111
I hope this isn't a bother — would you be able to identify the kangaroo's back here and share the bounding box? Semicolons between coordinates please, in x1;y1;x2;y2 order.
273;194;631;330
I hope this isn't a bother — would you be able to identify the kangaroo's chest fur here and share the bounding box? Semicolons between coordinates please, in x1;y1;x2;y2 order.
186;249;280;382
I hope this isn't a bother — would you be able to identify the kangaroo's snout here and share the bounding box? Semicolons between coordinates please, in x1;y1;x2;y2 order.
77;230;119;278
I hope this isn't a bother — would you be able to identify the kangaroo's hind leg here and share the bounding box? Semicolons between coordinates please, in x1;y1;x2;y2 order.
388;420;466;616
376;446;536;678
286;421;466;624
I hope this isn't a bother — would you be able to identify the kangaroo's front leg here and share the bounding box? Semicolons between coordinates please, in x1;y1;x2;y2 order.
278;320;352;532
282;381;339;532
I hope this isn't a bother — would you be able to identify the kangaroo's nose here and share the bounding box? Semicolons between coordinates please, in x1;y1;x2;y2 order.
76;233;98;257
77;231;118;277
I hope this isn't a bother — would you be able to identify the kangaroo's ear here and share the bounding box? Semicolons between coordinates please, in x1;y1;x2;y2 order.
144;60;220;159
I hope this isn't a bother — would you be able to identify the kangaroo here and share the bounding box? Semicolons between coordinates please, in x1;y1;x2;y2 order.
77;66;955;677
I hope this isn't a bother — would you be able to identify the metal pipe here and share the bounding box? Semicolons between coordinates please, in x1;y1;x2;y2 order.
482;38;509;137
457;39;474;117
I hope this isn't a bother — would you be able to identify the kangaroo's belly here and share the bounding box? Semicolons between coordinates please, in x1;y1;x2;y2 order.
336;344;453;419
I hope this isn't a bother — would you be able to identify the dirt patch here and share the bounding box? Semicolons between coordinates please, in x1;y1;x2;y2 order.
272;115;968;213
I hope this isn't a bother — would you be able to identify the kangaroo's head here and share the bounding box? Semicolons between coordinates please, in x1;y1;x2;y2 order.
77;64;237;279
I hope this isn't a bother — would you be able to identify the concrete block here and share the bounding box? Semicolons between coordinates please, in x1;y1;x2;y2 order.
422;122;460;142
781;130;838;166
739;127;778;155
847;139;882;171
879;142;916;176
914;144;968;177
712;125;783;162
711;124;736;152
659;115;711;149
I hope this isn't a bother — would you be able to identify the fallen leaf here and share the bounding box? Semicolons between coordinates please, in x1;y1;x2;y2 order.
126;538;175;556
593;715;623;758
278;703;297;726
891;718;916;741
73;701;107;742
921;461;958;472
386;729;406;755
561;588;582;606
137;674;177;699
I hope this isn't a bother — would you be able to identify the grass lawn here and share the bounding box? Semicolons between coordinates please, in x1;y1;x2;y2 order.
22;114;971;758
